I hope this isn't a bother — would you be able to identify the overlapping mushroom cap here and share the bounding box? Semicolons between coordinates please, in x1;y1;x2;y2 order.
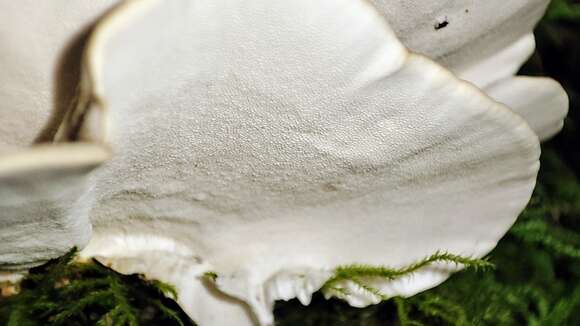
0;0;567;325
0;0;116;273
370;0;568;139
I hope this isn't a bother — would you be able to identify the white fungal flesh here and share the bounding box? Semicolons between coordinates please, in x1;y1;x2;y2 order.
70;0;541;325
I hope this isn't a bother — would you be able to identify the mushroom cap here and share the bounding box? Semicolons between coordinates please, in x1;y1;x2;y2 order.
369;0;568;140
0;0;117;148
74;0;541;325
486;77;569;141
369;0;549;74
0;0;114;270
0;144;108;269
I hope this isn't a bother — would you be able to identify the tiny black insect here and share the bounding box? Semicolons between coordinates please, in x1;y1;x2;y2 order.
434;20;449;30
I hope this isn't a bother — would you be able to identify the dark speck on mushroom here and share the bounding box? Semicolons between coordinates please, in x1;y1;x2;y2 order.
434;19;449;30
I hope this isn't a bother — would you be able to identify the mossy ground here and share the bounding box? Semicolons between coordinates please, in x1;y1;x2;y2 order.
1;2;580;325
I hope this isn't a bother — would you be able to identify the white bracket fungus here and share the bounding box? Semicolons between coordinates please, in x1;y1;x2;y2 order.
0;0;568;325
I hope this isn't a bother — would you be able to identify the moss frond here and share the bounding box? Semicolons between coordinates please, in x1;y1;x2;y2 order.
50;289;114;325
332;251;493;280
153;299;186;326
414;295;468;326
323;251;493;300
203;271;218;282
546;0;580;21
394;297;423;326
511;219;580;259
150;279;179;300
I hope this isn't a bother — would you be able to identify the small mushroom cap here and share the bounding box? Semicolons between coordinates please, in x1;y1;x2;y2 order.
485;77;569;141
369;0;549;73
0;144;109;269
0;0;117;148
456;34;537;89
369;0;568;140
77;0;540;325
452;35;568;140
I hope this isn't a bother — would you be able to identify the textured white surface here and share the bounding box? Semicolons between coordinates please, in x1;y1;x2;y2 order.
0;144;108;269
0;0;117;148
71;0;541;325
370;0;568;140
0;0;115;270
369;0;549;73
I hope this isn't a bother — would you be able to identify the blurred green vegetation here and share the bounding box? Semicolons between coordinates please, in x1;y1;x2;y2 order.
1;1;580;325
546;0;580;21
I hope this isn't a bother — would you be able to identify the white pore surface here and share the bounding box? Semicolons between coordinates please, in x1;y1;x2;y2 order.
73;0;540;325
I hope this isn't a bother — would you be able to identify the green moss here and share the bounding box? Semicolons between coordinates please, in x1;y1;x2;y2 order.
546;0;580;21
202;272;218;282
0;250;193;326
323;252;493;301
